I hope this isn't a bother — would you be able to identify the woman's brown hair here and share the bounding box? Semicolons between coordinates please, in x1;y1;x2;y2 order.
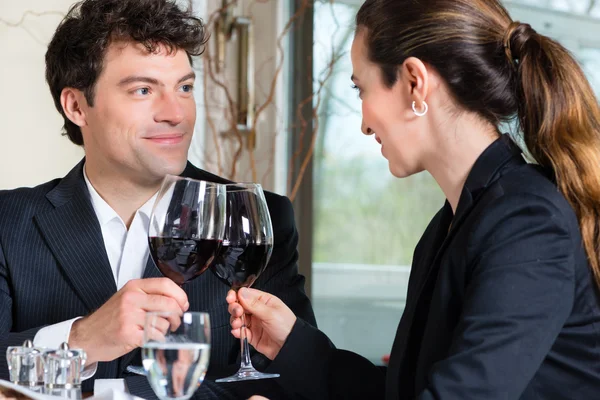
356;0;600;286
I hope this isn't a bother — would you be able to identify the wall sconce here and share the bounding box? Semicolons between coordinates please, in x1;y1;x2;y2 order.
215;1;255;148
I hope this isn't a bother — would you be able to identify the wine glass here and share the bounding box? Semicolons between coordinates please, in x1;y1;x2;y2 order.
211;183;279;382
142;312;211;400
148;175;226;286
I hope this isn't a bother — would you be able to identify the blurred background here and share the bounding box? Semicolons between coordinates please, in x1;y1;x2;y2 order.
2;0;599;365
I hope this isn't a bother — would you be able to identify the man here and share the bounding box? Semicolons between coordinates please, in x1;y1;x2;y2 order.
0;0;315;398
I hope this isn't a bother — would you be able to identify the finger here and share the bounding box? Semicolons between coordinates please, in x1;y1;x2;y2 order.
169;313;183;332
228;302;245;318
238;288;277;318
142;294;184;315
135;278;189;311
145;325;167;343
226;289;237;304
129;308;149;330
231;327;253;342
230;316;244;330
141;296;184;328
147;316;171;337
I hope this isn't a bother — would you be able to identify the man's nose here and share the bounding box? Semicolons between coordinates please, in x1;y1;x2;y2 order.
155;93;185;125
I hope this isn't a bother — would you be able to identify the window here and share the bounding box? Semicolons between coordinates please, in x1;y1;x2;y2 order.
310;0;600;365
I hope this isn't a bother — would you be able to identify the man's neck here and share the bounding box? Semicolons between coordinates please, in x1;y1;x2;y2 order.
84;164;161;228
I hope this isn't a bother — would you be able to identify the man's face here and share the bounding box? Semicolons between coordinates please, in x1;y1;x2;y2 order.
79;40;196;185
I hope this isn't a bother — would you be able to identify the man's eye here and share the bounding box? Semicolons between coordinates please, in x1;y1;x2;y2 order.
134;88;150;95
180;84;194;93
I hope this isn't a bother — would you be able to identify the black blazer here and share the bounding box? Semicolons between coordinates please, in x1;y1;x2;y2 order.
0;160;316;399
268;135;600;400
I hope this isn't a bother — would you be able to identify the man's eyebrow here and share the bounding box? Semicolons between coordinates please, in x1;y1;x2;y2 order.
118;72;196;87
177;72;196;84
118;76;160;86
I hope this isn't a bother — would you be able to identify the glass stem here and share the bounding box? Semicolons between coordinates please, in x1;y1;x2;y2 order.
240;312;254;370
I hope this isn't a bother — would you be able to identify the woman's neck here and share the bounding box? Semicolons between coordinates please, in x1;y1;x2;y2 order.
424;115;499;214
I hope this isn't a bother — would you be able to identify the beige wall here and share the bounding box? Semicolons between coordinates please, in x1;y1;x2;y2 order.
0;0;286;193
0;0;84;189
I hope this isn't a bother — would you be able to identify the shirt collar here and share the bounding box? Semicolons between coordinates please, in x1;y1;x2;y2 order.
138;191;158;220
83;165;158;226
83;165;121;227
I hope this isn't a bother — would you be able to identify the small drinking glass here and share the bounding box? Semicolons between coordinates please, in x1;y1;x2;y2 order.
142;312;211;400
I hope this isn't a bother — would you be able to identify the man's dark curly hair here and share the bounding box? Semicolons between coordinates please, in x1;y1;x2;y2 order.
45;0;207;146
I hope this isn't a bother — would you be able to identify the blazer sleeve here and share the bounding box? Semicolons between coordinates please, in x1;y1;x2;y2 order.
0;238;47;381
266;318;386;400
418;193;576;399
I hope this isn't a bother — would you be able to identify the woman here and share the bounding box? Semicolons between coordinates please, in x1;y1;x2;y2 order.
228;0;600;398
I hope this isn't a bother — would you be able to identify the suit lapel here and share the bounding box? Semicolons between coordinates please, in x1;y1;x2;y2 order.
142;255;161;279
386;201;458;398
34;160;117;312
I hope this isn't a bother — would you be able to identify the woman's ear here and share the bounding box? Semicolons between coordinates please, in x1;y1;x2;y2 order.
401;57;429;108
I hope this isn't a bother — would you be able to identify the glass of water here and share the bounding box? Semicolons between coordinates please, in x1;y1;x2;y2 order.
142;312;211;400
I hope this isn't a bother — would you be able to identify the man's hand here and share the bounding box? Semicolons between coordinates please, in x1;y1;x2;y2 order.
69;278;189;364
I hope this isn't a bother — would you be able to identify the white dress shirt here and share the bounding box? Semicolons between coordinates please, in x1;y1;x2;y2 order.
33;166;157;379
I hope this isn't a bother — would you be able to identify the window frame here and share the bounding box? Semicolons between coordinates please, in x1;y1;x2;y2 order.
288;0;600;302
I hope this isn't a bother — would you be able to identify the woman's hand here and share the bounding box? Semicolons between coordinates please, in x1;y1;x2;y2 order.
227;288;296;360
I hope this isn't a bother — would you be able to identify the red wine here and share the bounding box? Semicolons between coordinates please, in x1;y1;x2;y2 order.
149;237;222;285
210;244;272;289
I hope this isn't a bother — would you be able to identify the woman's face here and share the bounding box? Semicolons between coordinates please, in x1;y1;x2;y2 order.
350;30;430;178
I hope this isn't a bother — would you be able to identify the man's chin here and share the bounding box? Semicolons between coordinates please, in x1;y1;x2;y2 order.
146;158;189;181
167;159;188;176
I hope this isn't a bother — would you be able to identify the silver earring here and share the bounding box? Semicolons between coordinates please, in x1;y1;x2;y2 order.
412;101;428;117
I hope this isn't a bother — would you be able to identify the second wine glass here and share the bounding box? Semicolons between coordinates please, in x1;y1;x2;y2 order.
211;183;279;382
148;175;226;286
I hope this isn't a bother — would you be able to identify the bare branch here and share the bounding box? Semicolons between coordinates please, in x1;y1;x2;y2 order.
202;57;224;176
289;52;339;200
0;10;64;27
288;50;344;198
